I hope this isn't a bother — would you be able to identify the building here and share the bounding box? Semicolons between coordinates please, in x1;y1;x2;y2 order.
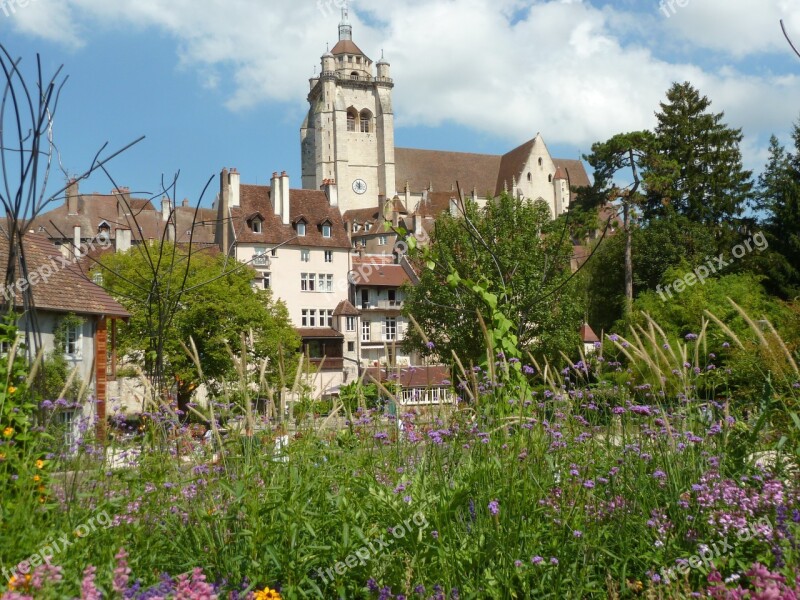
215;169;353;395
301;8;590;219
0;234;129;438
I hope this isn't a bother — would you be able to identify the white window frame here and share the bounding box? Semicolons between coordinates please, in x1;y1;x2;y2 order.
301;249;310;262
322;224;331;238
302;309;317;327
361;320;371;342
301;273;316;292
65;323;83;359
324;309;334;328
382;317;397;342
346;316;356;332
378;235;387;246
262;272;271;289
297;222;306;237
324;250;333;263
252;219;262;233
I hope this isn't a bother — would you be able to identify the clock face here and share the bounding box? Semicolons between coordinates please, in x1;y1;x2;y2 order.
352;179;367;195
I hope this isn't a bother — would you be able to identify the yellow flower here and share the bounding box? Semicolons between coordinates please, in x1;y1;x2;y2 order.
33;475;41;483
38;495;46;503
37;485;46;493
2;427;12;438
0;453;5;461
7;386;16;394
253;587;282;600
8;573;31;590
36;459;44;469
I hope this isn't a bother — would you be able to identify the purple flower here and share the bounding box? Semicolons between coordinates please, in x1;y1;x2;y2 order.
426;341;435;350
514;560;523;567
431;530;439;539
653;470;667;480
573;530;582;537
583;480;595;489
550;557;559;565
488;500;500;516
531;556;543;565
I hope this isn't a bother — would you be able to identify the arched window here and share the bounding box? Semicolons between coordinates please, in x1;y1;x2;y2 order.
347;108;358;132
527;172;532;182
538;157;543;167
360;109;372;133
351;71;359;79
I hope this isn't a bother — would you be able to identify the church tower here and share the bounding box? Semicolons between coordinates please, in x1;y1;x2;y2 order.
301;6;396;211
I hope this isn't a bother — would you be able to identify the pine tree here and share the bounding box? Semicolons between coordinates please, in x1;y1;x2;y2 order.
756;125;800;298
645;82;753;236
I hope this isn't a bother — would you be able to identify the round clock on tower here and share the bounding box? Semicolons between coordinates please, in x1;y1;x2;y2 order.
352;179;367;195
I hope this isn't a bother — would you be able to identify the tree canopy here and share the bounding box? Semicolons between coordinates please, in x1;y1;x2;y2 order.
95;243;300;412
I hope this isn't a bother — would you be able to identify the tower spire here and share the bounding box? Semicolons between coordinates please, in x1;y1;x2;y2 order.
339;1;352;41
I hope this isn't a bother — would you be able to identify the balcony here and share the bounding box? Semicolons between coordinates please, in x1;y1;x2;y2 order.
308;357;344;371
360;300;403;311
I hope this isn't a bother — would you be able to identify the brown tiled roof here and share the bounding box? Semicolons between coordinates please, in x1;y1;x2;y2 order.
0;234;130;318
296;327;344;339
414;192;459;217
331;39;369;59
350;264;410;287
333;300;360;316
352;255;395;266
553;159;591;189
231;185;350;249
365;365;451;388
580;323;600;343
14;194;217;246
495;138;535;195
395;148;501;197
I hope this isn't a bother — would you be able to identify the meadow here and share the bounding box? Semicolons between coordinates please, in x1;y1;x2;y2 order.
1;311;798;599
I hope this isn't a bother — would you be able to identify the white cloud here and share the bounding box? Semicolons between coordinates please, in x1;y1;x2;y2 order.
5;0;799;166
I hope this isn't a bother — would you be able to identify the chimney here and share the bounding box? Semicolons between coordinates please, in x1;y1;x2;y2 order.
182;198;189;208
392;196;400;227
66;178;79;215
73;226;81;258
161;197;172;221
414;212;423;236
228;168;240;208
114;187;131;218
404;180;410;210
378;195;387;220
322;178;338;207
115;228;131;253
271;172;281;219
280;171;290;226
216;168;229;254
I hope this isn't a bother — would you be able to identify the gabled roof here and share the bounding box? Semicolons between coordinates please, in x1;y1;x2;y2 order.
580;323;600;343
496;138;536;195
0;234;130;319
395;148;501;198
231;185;350;249
333;300;360;316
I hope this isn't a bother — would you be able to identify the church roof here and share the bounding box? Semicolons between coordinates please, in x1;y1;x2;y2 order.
395;148;501;198
331;39;369;59
496;138;536;195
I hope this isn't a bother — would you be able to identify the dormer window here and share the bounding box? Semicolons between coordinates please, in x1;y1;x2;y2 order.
320;221;332;238
364;222;372;232
247;213;264;234
252;219;262;233
297;222;306;236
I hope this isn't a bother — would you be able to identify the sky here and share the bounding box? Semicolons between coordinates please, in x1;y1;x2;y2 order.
0;0;798;208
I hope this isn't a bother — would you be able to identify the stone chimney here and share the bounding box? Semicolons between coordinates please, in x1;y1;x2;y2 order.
392;196;400;227
404;181;410;211
161;197;172;222
322;178;338;207
73;226;81;258
271;172;282;220
449;197;460;217
280;171;290;226
182;198;189;207
66;178;79;215
228;168;240;208
115;228;131;253
414;212;423;236
114;187;131;218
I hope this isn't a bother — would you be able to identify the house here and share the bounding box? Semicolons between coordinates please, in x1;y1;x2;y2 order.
0;233;129;438
215;169;353;396
365;365;454;406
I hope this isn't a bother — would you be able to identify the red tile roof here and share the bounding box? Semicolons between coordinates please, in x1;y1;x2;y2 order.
580;323;600;343
296;327;344;339
365;365;451;388
350;264;410;287
333;300;360;316
0;234;130;318
331;39;369;59
231;185;350;249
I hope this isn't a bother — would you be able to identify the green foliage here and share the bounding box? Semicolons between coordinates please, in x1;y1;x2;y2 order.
338;381;380;413
95;243;300;408
402;193;583;366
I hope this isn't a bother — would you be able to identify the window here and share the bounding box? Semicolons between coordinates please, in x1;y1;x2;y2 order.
301;249;310;262
346;316;356;332
66;324;82;357
382;317;397;341
270;248;277;257
361;320;371;342
302;309;317;327
360;110;371;133
57;409;78;447
253;248;268;266
378;235;387;246
527;172;532;182
388;289;397;305
262;272;271;289
316;273;333;292
548;174;553;183
92;272;104;285
347;341;355;352
538;157;543;167
322;224;331;238
297;222;306;237
350;71;359;79
252;219;262;233
347;108;358;131
301;273;315;292
364;222;372;232
324;309;334;327
324;250;333;263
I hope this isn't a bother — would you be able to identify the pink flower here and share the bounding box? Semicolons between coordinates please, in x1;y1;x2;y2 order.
113;548;131;594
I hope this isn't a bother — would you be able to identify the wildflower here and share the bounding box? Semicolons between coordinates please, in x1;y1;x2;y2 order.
36;459;44;469
253;586;282;600
488;500;500;516
7;386;16;394
583;480;595;489
431;530;439;539
653;470;667;480
33;475;41;483
573;530;583;537
426;341;435;350
550;557;559;565
685;333;698;341
514;560;523;567
2;427;12;438
531;556;543;565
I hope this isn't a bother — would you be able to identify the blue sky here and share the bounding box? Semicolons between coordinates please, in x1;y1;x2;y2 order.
1;0;798;208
